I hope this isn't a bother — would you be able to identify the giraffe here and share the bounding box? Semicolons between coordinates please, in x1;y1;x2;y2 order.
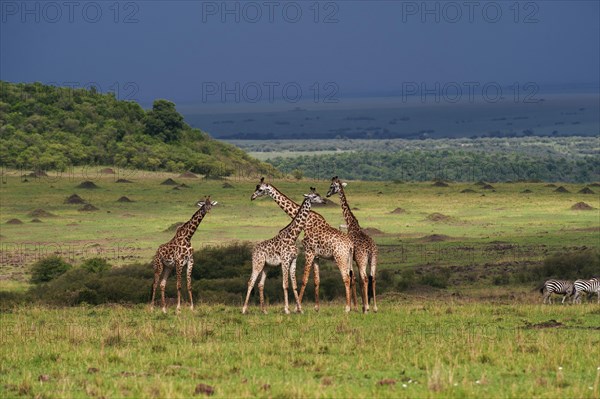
150;196;217;314
251;178;356;312
327;176;379;313
242;187;324;314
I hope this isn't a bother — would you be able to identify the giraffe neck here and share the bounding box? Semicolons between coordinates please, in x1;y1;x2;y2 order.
337;185;361;232
176;207;207;241
280;196;312;241
268;185;300;218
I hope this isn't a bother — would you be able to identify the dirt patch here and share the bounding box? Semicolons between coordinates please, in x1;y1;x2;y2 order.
545;183;557;187
521;189;533;193
78;204;99;212
76;181;100;189
30;218;43;223
117;196;134;203
164;222;184;232
6;219;23;225
100;168;115;174
578;187;595;194
432;181;449;187
554;186;570;193
65;194;86;204
571;202;595;211
570;226;600;232
426;213;453;222
222;182;234;189
390;207;406;214
161;178;178;186
474;180;487;186
590;183;600;187
377;379;396;386
461;189;476;193
116;178;133;183
362;227;385;236
179;171;198;178
482;184;495;190
525;320;563;329
194;383;214;396
420;234;451;242
27;209;57;218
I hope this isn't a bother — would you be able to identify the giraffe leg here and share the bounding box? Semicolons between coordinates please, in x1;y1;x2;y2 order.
282;260;291;315
340;268;351;313
370;252;378;313
290;258;303;314
175;263;183;314
349;269;359;311
313;261;321;312
358;269;369;314
160;267;172;314
258;270;267;314
242;262;263;314
151;256;163;310
186;258;194;311
298;251;315;308
353;250;369;313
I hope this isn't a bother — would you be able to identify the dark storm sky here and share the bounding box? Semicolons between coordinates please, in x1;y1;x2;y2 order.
2;1;599;106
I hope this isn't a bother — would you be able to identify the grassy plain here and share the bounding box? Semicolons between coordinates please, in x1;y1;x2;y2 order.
1;300;600;398
0;168;598;288
1;168;600;398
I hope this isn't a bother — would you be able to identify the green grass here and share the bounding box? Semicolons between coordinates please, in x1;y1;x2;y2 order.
0;169;598;287
1;168;599;397
1;300;599;398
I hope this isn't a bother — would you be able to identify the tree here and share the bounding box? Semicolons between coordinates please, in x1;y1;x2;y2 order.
144;99;184;143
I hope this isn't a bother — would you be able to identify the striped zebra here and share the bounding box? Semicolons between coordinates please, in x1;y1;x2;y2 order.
540;279;575;304
573;278;600;304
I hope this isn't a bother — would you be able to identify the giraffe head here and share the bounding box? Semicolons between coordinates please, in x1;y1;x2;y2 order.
196;196;218;211
326;176;347;197
304;187;325;204
250;177;274;200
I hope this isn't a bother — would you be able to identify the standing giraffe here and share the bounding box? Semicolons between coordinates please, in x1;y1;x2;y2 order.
151;197;217;314
251;178;356;312
327;176;379;313
242;188;324;314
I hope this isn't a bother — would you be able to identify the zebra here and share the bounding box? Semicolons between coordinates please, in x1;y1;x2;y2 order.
573;278;600;304
540;279;575;304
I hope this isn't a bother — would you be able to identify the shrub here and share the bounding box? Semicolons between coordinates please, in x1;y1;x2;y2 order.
30;256;72;284
419;271;449;289
81;258;111;273
193;242;252;280
540;249;599;280
516;250;600;282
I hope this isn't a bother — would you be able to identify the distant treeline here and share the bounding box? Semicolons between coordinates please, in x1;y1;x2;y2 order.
0;81;276;177
267;151;600;182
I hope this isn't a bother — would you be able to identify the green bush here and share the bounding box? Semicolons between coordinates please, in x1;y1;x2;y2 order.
30;256;72;284
419;270;449;289
81;258;111;273
193;242;252;280
540;249;599;280
516;250;600;282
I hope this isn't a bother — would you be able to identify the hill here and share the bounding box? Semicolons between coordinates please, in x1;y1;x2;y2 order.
0;81;277;177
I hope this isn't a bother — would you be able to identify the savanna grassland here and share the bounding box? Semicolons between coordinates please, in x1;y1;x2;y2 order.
1;169;599;398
